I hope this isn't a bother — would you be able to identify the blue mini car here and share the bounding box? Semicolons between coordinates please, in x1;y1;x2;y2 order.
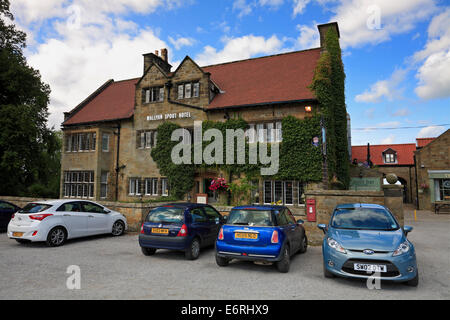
318;203;418;286
215;205;307;273
139;203;224;260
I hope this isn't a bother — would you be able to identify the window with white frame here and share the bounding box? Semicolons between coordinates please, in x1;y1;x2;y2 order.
65;132;96;152
102;133;109;152
143;87;164;103
177;82;200;100
298;181;305;205
435;179;450;201
100;172;109;199
63;171;94;198
144;178;159;196
137;130;157;149
246;122;282;143
161;178;169;196
263;180;293;205
129;178;143;196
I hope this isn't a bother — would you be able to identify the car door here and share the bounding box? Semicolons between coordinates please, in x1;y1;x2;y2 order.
56;202;89;238
286;208;303;250
202;206;223;245
278;209;298;253
0;201;18;230
80;201;110;235
189;207;211;246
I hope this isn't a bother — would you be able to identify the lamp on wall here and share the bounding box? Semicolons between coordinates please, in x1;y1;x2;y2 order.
305;106;312;113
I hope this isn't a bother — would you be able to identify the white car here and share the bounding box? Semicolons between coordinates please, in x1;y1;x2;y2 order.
7;199;127;247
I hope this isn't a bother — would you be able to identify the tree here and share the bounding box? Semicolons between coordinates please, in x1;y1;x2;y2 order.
0;0;60;197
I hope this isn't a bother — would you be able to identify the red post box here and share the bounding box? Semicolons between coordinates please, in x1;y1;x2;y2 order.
306;199;316;222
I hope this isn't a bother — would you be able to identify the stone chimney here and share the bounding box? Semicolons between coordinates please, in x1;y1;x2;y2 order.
317;22;340;49
143;48;171;74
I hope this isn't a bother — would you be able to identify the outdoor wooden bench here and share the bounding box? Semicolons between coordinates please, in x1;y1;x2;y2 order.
434;202;450;214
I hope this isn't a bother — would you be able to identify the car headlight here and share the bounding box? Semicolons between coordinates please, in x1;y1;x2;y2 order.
327;237;347;254
393;241;410;256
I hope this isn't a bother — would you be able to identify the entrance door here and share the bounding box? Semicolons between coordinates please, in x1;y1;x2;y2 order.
204;179;217;203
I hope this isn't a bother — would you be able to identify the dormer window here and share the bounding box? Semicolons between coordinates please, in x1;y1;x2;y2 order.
177;82;200;99
383;148;397;164
143;87;164;103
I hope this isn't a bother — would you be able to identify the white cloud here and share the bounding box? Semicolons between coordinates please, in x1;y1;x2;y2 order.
232;0;284;18
195;35;283;66
391;107;410;117
319;0;438;49
417;126;446;138
292;0;310;17
355;68;407;103
413;8;450;100
168;36;196;50
377;121;401;128
380;134;396;144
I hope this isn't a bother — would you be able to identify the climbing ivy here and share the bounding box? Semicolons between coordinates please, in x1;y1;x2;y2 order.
309;26;350;188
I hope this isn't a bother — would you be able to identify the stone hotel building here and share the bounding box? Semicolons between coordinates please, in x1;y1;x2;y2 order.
61;22;341;206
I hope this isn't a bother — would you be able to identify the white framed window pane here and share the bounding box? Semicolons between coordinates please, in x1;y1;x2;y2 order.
152;179;158;195
145;89;150;103
267;123;274;143
284;181;293;205
185;83;192;99
274;181;283;203
193;82;199;97
153;131;158;147
162;178;168;196
275;121;282;142
140;132;145;149
145;131;152;148
136;179;142;195
129;179;136;195
257;124;264;143
178;85;184;99
102;134;109;152
264;180;272;204
159;87;164;101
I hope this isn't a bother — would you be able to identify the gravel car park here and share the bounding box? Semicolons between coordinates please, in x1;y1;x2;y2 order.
0;208;448;300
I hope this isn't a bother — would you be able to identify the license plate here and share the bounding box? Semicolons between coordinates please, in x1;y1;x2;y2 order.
235;232;258;240
151;228;169;235
354;263;387;273
13;232;24;237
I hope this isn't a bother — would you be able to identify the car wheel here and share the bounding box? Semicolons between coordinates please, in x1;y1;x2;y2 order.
215;254;230;267
185;238;201;260
112;220;125;236
46;227;67;247
276;245;290;273
141;247;157;256
323;264;335;278
298;235;308;254
405;272;419;287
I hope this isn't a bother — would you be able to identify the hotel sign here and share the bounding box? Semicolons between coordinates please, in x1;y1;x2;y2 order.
147;112;192;121
350;177;381;191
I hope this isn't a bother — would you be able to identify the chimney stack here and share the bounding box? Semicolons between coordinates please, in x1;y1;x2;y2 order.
317;22;340;49
155;50;159;56
161;48;168;63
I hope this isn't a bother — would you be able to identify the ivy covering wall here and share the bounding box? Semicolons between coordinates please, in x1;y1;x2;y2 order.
310;26;350;188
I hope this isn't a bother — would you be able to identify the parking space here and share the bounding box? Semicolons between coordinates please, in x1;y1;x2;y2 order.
0;208;448;300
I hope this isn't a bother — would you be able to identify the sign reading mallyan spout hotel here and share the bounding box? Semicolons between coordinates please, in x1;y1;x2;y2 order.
147;112;192;121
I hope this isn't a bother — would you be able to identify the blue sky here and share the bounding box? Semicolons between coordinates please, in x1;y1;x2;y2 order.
9;0;450;145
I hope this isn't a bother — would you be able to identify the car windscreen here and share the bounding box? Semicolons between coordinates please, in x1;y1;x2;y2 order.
146;207;184;224
227;209;274;226
19;203;52;214
330;208;399;231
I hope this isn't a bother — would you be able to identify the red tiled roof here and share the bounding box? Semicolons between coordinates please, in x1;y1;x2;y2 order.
352;144;417;166
63;78;138;126
63;49;321;126
416;138;436;148
202;48;321;109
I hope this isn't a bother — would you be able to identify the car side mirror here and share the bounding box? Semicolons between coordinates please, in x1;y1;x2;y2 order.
403;225;413;236
317;224;327;234
297;219;304;225
103;209;111;214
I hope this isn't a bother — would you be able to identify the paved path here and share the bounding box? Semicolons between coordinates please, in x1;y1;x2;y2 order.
0;209;448;299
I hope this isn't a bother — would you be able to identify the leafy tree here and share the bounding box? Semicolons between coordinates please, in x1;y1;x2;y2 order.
0;0;60;197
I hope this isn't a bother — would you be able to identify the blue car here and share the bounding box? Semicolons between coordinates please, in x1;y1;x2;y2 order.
318;203;418;286
215;205;307;273
139;203;224;260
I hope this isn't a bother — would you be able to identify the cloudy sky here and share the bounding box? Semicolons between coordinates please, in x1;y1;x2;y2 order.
9;0;450;145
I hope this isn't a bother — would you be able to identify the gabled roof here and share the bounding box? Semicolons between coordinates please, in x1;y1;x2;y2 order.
202;48;321;109
62;48;322;126
352;144;417;166
416;137;436;148
63;78;138;126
